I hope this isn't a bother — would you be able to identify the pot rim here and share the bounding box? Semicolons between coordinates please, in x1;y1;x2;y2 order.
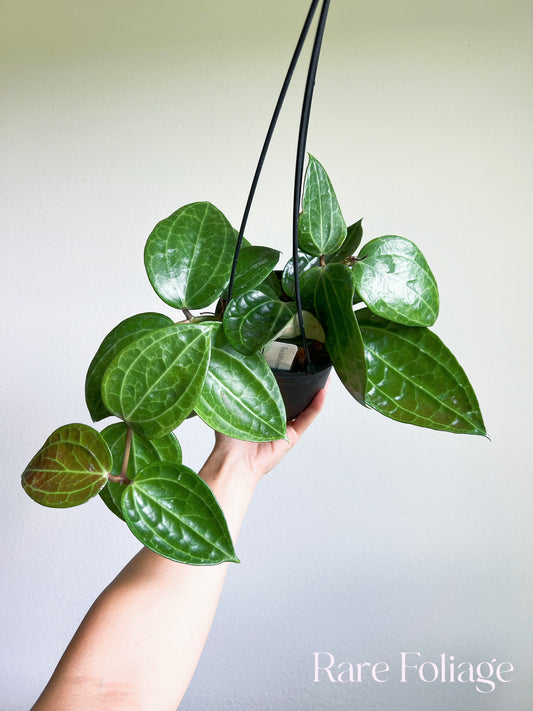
271;360;332;378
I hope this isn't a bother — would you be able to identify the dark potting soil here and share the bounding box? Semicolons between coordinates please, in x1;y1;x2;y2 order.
290;340;330;373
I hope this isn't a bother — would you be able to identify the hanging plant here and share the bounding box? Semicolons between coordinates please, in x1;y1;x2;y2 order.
20;0;485;566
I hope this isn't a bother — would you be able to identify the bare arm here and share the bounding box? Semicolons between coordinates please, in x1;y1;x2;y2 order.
32;386;327;711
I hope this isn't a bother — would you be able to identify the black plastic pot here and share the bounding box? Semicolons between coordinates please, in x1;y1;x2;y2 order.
272;361;332;421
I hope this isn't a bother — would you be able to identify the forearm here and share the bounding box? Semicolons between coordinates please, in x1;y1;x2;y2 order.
32;449;260;711
32;387;328;710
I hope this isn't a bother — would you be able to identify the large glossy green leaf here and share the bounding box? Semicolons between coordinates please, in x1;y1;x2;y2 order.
357;309;486;435
223;290;296;355
99;423;182;520
144;202;236;310
122;462;238;565
227;246;280;298
101;323;212;439
21;423;111;508
298;155;346;257
353;236;439;326
306;263;367;405
85;312;173;422
196;327;288;441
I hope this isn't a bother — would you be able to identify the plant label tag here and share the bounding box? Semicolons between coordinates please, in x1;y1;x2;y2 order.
263;341;298;371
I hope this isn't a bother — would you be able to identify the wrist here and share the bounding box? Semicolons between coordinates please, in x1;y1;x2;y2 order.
198;446;260;541
200;444;261;487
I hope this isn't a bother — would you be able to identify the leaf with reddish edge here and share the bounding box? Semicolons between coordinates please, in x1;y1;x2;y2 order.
21;423;111;508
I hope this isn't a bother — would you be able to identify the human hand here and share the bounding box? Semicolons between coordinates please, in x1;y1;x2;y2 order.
209;378;330;483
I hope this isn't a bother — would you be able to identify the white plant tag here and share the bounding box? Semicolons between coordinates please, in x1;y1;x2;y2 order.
263;341;298;371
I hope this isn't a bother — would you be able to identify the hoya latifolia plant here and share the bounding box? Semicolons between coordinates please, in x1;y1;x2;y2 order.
20;0;485;566
20;155;486;566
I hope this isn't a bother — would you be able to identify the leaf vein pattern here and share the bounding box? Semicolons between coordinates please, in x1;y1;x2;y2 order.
187;203;211;305
367;379;472;431
121;330;204;419
361;324;473;395
363;342;477;428
205;360;278;434
132;483;226;558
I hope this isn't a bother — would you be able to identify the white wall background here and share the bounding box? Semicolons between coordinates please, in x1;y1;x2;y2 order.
2;1;531;709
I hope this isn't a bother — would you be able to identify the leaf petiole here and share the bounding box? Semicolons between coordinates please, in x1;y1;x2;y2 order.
108;426;133;485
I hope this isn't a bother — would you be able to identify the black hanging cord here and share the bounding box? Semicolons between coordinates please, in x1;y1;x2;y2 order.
292;0;331;374
226;0;321;304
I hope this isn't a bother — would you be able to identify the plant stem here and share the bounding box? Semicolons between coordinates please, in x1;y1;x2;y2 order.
120;427;133;478
108;426;133;486
182;308;193;321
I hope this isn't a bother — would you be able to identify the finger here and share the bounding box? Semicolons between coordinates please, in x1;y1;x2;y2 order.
289;382;328;440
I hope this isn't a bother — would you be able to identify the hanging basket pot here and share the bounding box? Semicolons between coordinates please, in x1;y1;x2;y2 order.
272;360;331;420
